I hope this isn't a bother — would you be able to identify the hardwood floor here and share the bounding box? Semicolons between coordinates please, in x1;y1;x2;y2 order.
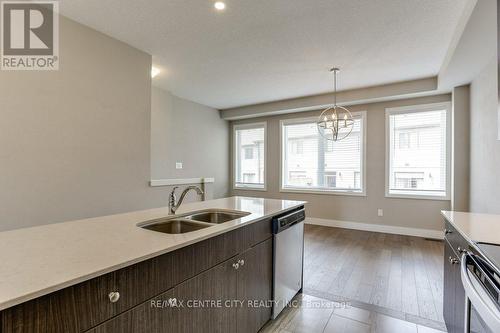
302;224;444;326
263;224;446;332
261;294;445;333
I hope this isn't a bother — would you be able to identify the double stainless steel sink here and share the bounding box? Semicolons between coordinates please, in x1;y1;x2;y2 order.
138;209;251;234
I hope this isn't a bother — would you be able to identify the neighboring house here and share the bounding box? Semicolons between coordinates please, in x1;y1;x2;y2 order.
236;129;265;186
391;111;447;192
283;111;445;192
284;122;361;190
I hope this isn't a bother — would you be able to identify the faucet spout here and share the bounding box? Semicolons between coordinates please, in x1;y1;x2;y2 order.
168;185;204;215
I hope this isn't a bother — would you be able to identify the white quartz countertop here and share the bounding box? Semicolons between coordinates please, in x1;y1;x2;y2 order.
441;210;500;245
0;196;305;311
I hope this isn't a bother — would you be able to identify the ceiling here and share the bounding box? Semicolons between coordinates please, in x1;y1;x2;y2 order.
59;0;469;109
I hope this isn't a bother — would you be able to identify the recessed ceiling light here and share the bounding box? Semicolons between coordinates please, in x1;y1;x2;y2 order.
214;2;226;11
151;66;160;78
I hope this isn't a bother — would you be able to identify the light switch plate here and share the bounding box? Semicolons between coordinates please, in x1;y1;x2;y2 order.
377;209;383;217
175;162;183;169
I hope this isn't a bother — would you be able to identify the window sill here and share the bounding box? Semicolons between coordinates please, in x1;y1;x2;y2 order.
233;185;267;192
385;191;449;201
280;187;366;197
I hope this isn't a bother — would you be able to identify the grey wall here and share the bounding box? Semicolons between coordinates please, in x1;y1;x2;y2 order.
470;58;500;213
468;0;500;213
151;87;229;199
231;95;452;231
451;85;470;212
221;77;439;120
0;16;174;231
441;0;500;213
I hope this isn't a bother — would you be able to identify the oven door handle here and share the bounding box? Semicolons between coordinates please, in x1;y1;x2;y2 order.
461;253;500;332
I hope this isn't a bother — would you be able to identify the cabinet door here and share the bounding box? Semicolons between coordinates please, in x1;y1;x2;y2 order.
237;238;273;333
443;240;456;333
444;239;463;333
454;254;465;333
174;256;238;333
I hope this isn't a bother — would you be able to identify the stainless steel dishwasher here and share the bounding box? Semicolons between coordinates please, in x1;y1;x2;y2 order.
272;207;305;319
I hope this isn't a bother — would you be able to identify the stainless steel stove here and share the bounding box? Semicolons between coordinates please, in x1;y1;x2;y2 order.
462;243;500;333
476;243;500;275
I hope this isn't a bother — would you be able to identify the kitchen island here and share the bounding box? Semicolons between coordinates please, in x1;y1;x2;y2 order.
0;196;305;332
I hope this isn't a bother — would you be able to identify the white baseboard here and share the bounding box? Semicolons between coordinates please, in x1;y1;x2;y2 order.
150;177;215;187
305;217;443;239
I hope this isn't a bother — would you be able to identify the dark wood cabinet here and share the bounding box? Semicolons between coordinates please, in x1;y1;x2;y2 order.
454;270;466;333
444;239;458;332
1;271;118;333
237;217;273;253
237;238;273;333
89;239;273;333
0;213;283;333
443;220;466;333
90;255;239;333
175;255;238;333
89;288;176;333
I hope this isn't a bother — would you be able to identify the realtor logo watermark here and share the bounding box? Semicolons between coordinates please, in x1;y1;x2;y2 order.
1;1;58;70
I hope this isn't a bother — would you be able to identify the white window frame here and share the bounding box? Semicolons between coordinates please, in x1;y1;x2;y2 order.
385;102;451;200
279;112;367;196
232;122;267;191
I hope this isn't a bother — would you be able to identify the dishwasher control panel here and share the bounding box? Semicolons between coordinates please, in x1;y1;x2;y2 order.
273;207;305;233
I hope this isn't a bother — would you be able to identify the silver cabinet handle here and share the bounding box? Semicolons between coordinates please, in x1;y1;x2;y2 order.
232;262;239;270
108;291;120;303
449;256;459;265
238;259;245;266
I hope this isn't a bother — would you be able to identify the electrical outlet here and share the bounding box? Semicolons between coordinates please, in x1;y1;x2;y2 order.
377;209;383;217
175;162;183;169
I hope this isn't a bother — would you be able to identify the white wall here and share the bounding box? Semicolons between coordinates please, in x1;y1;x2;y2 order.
151;87;229;198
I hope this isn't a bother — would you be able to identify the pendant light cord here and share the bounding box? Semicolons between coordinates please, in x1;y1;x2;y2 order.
333;69;337;107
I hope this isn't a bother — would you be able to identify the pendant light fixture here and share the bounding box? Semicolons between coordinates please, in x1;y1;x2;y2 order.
317;67;354;141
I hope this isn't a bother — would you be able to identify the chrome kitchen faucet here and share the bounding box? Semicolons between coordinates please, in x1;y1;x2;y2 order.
168;186;204;215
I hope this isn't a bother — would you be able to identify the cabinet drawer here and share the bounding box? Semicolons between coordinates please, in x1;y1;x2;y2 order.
444;219;469;257
237;217;273;253
88;289;176;333
1;271;118;333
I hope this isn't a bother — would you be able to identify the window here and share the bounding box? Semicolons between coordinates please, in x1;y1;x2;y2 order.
244;147;253;159
280;112;366;194
394;172;424;189
291;141;304;154
289;171;311;187
399;132;410;149
386;103;450;199
242;173;256;183
354;171;361;189
325;140;334;152
324;172;337;188
233;123;266;189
